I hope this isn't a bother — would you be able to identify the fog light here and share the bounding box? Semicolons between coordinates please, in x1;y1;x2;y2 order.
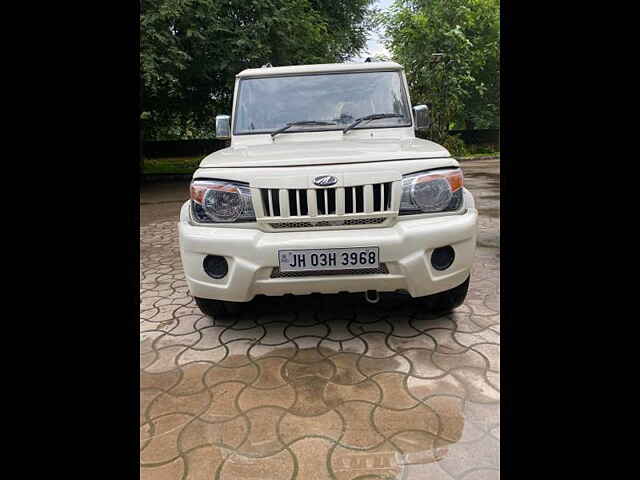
431;246;455;271
203;255;228;279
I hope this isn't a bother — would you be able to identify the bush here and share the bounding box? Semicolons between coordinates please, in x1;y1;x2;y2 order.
441;135;468;157
415;131;468;156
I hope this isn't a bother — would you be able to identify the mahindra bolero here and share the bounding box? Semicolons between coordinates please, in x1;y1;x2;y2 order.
178;62;478;316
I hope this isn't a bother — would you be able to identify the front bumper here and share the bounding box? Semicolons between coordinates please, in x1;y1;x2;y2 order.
178;202;478;302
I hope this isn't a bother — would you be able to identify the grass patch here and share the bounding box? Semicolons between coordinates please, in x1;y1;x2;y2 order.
143;156;204;175
458;151;500;159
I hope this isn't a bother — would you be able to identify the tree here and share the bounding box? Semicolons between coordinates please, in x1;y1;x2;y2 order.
141;0;374;140
379;0;499;142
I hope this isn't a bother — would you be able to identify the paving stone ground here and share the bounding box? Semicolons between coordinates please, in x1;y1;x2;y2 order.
140;158;500;479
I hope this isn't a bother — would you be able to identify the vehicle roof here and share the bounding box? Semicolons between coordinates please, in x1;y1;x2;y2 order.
237;61;403;78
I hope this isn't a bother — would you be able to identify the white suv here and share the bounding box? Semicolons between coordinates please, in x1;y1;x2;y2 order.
178;62;477;316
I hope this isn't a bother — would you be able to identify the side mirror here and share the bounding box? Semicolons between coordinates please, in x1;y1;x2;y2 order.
215;114;231;139
412;105;429;131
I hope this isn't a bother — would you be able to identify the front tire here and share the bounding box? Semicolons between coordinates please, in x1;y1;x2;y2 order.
194;297;242;317
417;276;470;313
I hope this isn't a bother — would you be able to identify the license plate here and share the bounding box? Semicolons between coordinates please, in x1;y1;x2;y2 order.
278;247;379;272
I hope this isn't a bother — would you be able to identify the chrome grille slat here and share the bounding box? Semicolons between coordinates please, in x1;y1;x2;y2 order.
336;187;345;215
279;189;289;217
268;189;275;217
352;187;357;213
364;184;373;213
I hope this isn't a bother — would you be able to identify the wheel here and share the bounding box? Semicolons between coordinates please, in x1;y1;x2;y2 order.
194;297;242;317
416;276;470;313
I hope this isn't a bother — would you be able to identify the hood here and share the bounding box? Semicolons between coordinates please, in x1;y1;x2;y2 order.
199;136;450;168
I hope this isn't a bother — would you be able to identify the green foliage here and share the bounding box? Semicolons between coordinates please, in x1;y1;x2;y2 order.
440;134;468;157
143;156;204;174
141;0;374;140
379;0;499;142
417;130;468;156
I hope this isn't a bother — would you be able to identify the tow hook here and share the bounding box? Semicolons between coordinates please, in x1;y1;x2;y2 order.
365;290;380;304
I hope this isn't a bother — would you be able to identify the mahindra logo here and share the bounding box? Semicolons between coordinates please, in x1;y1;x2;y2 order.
313;175;338;187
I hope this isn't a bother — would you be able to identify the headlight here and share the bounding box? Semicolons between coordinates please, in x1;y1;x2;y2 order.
190;180;255;223
400;168;464;214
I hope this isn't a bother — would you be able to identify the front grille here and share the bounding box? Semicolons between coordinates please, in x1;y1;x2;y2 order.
270;264;389;278
269;217;386;229
260;182;393;218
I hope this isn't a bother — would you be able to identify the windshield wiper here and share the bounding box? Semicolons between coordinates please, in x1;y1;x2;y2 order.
271;120;336;138
342;113;404;134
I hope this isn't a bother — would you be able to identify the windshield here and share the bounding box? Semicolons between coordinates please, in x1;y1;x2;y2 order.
234;71;412;135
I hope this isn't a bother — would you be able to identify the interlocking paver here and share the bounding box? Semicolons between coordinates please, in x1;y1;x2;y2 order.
140;157;500;479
